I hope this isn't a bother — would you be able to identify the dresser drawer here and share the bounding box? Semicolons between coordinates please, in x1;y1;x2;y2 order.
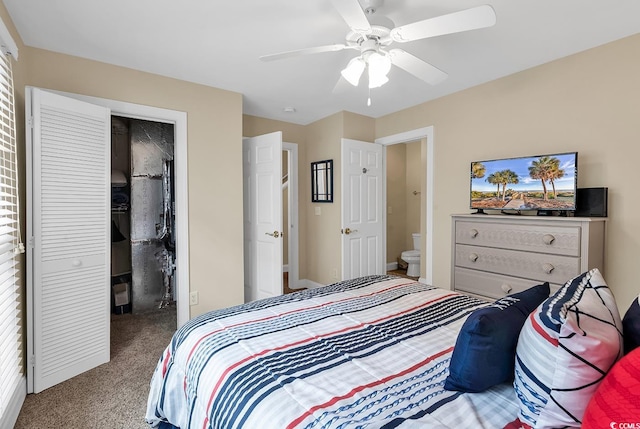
455;220;581;257
454;267;560;300
455;243;580;285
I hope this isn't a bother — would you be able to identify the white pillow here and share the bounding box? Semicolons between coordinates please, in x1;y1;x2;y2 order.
512;268;622;428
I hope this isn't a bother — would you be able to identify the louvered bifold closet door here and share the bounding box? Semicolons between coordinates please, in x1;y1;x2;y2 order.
27;88;110;393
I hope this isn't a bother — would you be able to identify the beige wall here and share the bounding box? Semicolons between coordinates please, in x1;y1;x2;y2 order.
305;113;343;283
244;112;374;285
3;0;246;317
6;0;639;332
376;33;640;311
306;111;375;283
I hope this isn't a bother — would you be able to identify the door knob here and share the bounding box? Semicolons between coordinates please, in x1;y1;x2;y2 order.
342;228;358;235
265;231;280;238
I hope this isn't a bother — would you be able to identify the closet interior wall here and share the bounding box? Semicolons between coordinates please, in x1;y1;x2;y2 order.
111;116;176;314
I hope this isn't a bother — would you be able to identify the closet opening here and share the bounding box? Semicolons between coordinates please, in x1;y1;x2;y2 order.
110;116;177;322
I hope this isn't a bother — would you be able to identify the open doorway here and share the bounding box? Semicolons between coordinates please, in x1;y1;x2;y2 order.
282;143;300;293
385;139;422;280
378;127;434;285
47;90;191;327
110;116;176;319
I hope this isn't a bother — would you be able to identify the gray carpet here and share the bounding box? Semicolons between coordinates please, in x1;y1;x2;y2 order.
15;307;177;429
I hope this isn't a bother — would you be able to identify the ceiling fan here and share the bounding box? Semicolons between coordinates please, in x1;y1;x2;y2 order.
260;0;496;95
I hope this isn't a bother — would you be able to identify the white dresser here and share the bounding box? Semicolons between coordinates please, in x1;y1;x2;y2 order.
451;214;606;300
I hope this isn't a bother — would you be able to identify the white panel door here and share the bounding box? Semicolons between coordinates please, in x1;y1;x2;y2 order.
243;132;283;301
26;88;110;393
341;139;384;280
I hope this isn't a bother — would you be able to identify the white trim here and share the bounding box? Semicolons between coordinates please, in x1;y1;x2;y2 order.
375;126;434;285
386;262;398;271
0;377;25;429
376;128;430;146
0;17;18;59
299;279;326;289
40;89;190;327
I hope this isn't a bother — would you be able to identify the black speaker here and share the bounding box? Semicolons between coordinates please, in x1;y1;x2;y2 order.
575;187;608;217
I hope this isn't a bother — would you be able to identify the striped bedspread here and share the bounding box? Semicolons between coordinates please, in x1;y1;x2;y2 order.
146;275;519;428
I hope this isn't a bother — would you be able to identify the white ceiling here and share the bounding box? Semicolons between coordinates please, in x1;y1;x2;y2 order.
4;0;640;125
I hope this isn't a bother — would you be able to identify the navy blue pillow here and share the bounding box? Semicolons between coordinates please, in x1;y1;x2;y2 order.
623;295;640;355
444;282;550;393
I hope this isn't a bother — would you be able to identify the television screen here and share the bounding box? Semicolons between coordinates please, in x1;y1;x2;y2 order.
470;152;577;212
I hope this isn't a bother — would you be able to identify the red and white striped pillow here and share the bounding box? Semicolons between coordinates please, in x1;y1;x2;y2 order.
511;268;623;428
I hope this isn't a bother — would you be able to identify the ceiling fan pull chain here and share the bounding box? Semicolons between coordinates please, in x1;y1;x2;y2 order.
367;87;372;106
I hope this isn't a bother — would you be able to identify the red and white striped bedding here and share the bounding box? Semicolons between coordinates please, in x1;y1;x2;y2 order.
146;275;519;428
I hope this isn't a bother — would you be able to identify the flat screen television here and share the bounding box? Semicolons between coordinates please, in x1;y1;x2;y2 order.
470;152;578;213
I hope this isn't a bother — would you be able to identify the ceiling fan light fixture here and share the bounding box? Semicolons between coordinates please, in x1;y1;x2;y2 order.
341;57;366;86
367;51;391;88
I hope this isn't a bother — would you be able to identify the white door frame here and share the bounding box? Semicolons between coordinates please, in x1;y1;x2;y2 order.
48;89;190;327
376;126;434;285
283;142;300;289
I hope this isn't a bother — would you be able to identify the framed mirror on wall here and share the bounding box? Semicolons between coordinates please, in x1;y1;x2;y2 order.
311;159;333;203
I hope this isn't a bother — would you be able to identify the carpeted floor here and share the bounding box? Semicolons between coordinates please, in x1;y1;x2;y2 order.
15;307;177;429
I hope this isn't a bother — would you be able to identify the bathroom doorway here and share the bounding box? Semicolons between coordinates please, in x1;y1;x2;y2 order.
385;139;423;279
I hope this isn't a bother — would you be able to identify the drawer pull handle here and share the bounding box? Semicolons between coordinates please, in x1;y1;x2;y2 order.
543;263;555;274
469;229;479;238
469;253;479;262
543;234;555;245
501;284;513;294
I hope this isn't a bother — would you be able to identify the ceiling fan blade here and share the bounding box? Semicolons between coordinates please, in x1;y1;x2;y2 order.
389;49;447;85
330;0;372;34
390;5;496;43
259;44;350;61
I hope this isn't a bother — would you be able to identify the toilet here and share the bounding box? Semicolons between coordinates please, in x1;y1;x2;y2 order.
401;233;421;277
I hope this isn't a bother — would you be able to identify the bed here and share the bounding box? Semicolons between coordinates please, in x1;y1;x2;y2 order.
145;275;521;428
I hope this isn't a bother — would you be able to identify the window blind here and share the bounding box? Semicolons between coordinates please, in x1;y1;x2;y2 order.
0;39;24;426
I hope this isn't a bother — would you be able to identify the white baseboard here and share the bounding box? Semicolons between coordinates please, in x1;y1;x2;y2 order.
386;262;398;271
296;279;325;289
0;377;25;429
283;264;289;273
418;276;429;285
